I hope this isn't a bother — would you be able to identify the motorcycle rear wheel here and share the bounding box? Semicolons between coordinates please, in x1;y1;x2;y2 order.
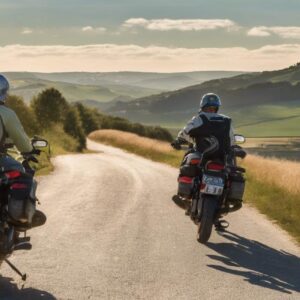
197;196;218;244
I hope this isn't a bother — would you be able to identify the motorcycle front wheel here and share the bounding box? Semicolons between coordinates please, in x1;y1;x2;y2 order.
197;196;218;244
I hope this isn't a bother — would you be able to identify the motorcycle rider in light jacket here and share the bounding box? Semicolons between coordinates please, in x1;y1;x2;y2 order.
0;74;45;229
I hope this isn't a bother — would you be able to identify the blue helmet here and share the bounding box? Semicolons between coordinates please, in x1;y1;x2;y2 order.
200;93;221;110
0;75;9;103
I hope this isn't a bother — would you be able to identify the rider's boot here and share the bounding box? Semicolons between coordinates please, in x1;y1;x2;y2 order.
31;210;47;228
13;210;47;232
172;195;190;210
214;219;229;232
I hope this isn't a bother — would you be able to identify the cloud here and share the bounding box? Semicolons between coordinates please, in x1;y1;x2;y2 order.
248;26;300;39
123;18;237;31
0;43;299;72
247;27;271;37
21;28;33;35
81;26;107;33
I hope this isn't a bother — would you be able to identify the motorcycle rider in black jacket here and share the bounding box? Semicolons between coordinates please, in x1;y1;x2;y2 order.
171;93;235;230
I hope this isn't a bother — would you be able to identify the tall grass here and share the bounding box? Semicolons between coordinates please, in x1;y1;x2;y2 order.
243;155;300;195
89;129;300;243
242;155;300;242
89;129;182;167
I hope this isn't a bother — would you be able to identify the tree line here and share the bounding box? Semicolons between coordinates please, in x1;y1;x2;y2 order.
7;88;172;152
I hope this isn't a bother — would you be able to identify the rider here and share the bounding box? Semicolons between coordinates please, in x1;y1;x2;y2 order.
171;93;235;230
0;74;45;229
172;93;234;156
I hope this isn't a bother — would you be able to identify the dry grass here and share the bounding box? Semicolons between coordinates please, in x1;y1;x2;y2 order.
244;154;300;196
89;129;182;167
89;129;171;153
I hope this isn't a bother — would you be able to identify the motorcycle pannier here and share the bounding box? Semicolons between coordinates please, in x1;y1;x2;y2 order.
8;179;36;224
228;173;245;202
180;152;202;177
178;176;194;198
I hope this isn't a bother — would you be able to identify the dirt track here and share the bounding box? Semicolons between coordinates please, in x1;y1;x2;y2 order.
0;139;299;299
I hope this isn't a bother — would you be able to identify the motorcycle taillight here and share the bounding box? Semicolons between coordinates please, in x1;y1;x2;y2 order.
178;177;193;184
206;162;225;171
190;159;201;165
5;170;21;179
11;183;27;189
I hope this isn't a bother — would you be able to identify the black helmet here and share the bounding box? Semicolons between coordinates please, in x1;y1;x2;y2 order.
200;93;221;110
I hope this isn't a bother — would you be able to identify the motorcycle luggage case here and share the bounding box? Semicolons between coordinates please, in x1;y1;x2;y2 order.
228;173;245;202
8;179;37;224
180;152;202;177
178;176;194;198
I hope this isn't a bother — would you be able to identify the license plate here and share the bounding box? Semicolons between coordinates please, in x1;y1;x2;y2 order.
201;175;224;195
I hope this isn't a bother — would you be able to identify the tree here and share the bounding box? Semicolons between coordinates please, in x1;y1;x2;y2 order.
74;103;99;135
6;95;39;136
63;107;86;151
31;88;69;127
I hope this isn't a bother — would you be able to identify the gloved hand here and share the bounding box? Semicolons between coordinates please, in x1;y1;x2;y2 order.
232;145;247;159
22;150;41;163
171;139;182;150
24;154;39;163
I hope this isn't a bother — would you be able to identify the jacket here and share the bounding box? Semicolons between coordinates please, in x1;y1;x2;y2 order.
0;105;33;153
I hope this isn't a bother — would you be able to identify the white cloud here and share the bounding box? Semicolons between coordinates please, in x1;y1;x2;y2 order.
81;26;107;33
21;28;33;35
248;26;300;39
0;44;299;72
82;26;93;32
123;18;237;31
247;27;271;37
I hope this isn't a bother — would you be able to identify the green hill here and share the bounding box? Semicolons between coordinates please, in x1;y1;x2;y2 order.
4;74;160;104
108;64;300;137
4;71;243;101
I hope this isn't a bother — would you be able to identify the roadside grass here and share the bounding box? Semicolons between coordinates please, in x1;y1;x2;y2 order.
244;172;300;243
242;155;300;243
89;129;182;167
89;129;300;243
33;125;81;175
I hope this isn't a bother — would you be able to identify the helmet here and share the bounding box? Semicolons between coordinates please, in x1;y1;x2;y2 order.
200;93;221;111
0;75;9;103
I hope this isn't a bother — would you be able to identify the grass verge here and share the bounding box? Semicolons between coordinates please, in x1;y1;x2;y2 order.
89;129;300;243
31;125;81;176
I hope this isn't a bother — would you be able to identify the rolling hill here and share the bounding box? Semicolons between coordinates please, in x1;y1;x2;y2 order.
4;73;160;104
108;63;300;137
4;71;243;104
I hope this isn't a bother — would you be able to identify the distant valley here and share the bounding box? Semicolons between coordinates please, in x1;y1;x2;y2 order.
4;65;300;137
108;64;300;137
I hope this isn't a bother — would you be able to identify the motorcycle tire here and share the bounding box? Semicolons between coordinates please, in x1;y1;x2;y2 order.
197;196;218;244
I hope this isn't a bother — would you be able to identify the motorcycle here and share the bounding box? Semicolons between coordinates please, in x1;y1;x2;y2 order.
172;134;247;244
0;137;49;280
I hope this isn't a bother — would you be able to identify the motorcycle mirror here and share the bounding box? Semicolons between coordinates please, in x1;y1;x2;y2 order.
32;139;48;148
234;134;246;144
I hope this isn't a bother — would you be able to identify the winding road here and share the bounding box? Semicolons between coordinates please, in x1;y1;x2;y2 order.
0;139;299;300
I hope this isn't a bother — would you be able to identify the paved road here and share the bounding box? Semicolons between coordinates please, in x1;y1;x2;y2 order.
0;139;299;300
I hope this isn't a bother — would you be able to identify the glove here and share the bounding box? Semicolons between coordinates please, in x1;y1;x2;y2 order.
171;139;182;150
22;150;40;163
24;154;39;163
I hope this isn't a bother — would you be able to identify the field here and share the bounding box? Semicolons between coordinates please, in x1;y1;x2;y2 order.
244;137;300;161
89;129;300;243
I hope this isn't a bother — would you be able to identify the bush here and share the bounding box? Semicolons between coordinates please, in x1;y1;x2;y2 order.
63;107;86;151
97;113;173;142
74;103;99;135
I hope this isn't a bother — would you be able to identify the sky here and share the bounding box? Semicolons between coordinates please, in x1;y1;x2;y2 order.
1;0;300;72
